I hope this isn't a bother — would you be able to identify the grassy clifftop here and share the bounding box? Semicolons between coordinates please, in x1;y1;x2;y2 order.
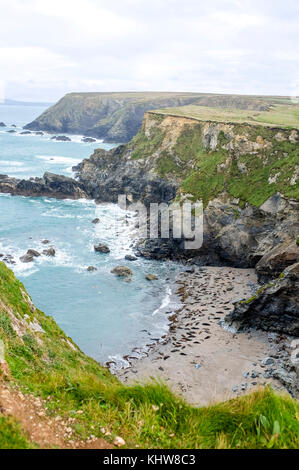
128;107;299;207
0;261;298;449
24;92;295;143
153;103;299;130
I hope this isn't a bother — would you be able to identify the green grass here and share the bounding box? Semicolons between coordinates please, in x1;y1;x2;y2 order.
0;261;298;449
0;415;35;449
152;103;299;130
129;114;165;159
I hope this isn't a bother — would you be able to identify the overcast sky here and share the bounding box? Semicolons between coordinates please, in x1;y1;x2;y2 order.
0;0;298;102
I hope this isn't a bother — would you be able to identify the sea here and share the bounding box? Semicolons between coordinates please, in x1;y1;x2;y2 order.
0;104;180;367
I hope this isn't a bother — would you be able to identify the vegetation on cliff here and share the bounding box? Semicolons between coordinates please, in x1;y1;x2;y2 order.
129;109;299;207
0;262;298;449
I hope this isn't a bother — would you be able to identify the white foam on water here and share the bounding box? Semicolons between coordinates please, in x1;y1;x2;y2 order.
36;155;82;166
152;285;172;316
92;204;137;259
0;160;24;166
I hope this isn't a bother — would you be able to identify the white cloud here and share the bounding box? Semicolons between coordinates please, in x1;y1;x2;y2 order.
0;0;297;100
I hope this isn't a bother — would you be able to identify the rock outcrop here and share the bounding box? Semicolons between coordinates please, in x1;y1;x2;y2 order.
73;112;299;269
225;263;299;336
0;172;87;200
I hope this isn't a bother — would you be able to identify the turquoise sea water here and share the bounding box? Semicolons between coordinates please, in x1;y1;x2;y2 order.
0;105;180;366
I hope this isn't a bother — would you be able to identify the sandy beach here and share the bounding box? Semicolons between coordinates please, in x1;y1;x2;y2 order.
116;266;287;406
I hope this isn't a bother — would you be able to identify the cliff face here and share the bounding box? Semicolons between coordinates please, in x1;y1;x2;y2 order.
74;112;299;267
24;92;201;142
24;92;282;142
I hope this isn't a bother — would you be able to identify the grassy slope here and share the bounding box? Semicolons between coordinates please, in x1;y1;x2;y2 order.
153;103;299;130
129;112;299;207
0;261;298;449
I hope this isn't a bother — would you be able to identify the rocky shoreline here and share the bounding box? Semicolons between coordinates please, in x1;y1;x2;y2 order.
116;266;298;403
0;109;298;404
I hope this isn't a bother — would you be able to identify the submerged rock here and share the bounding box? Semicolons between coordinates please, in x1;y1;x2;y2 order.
94;243;110;253
92;218;100;224
51;135;71;141
0;122;6;127
125;254;137;261
87;266;97;272
82;137;96;143
20;131;32;135
111;266;132;281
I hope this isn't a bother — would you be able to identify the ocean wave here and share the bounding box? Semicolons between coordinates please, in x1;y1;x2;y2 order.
152;285;172;316
36;155;82;166
0;160;24;166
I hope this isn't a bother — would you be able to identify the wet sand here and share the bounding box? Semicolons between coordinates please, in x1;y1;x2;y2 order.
116;266;286;406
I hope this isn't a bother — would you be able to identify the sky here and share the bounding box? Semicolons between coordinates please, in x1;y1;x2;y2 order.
0;0;298;102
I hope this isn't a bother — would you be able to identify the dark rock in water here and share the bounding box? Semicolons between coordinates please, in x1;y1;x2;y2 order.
51;135;71;141
42;247;55;257
7;130;16;133
20;131;31;135
87;266;97;272
0;172;87;200
41;239;50;244
111;266;132;277
92;218;100;224
20;249;40;263
35;131;44;135
125;254;137;261
20;254;34;263
225;262;299;336
2;254;15;265
82;137;96;143
94;243;110;253
11;124;16;127
27;249;41;257
0;122;6;127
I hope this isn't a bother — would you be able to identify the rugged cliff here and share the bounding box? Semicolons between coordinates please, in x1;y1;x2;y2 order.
72;107;299;339
74;108;299;264
24;92;289;142
3;105;299;336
